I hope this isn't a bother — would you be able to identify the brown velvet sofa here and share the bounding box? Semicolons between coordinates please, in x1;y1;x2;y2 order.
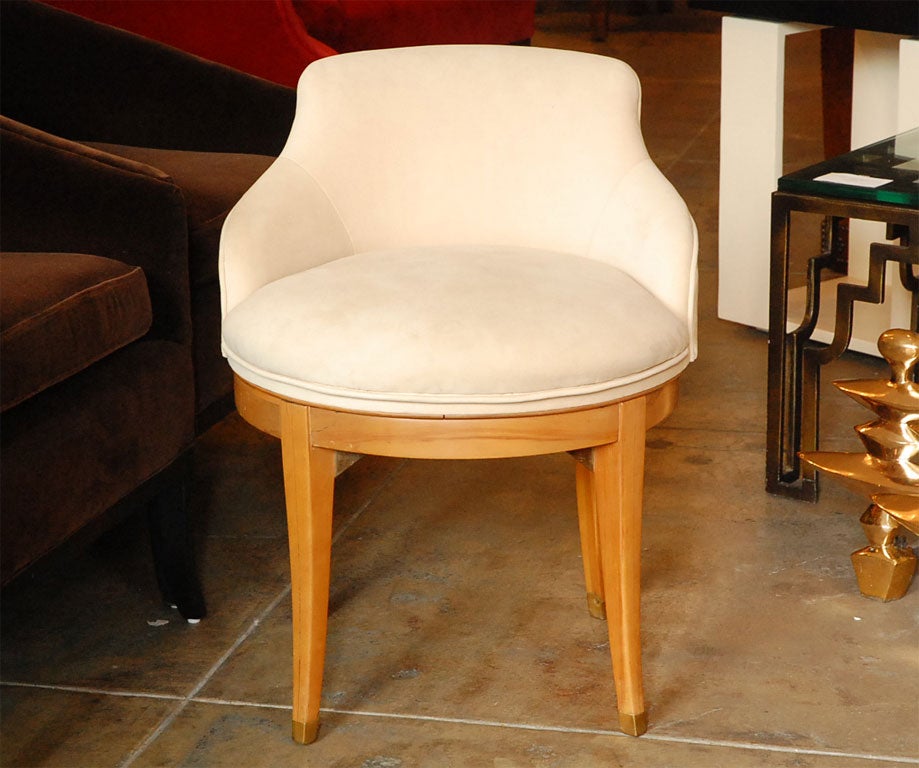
39;0;535;88
0;1;296;618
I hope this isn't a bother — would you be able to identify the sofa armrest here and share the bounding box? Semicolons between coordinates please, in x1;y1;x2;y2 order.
0;117;192;345
0;1;296;155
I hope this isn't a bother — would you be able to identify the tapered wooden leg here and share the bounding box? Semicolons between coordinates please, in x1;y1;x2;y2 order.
280;403;336;745
575;461;606;619
593;396;648;736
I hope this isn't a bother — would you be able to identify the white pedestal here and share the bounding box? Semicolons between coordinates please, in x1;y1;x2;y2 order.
717;17;918;355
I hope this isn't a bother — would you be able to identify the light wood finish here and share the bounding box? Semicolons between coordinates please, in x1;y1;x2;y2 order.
235;375;282;438
308;403;622;459
279;402;336;744
575;461;606;619
235;376;678;452
645;378;679;430
593;397;648;733
235;373;675;741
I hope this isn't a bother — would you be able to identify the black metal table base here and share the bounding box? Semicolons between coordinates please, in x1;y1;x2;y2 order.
766;192;918;501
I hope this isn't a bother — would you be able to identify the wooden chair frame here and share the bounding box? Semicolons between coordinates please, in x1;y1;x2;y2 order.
234;374;680;744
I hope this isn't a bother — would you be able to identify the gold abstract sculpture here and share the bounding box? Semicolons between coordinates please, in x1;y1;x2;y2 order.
800;328;919;601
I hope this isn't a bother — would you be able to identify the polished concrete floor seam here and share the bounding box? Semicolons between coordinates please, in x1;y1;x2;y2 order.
113;460;406;766
282;709;919;765
18;679;913;768
638;734;919;766
11;680;913;766
656;112;719;174
0;681;185;703
330;458;409;547
116;582;293;768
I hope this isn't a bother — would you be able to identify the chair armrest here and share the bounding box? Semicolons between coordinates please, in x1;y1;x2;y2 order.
0;117;192;345
0;1;296;155
220;157;353;318
587;159;699;359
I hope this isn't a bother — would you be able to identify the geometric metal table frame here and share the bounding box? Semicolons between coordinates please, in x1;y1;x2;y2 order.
766;190;918;501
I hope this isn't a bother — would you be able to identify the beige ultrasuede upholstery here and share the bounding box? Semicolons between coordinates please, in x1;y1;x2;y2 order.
220;45;698;416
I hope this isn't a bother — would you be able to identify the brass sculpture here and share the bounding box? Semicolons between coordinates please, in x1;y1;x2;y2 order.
800;328;919;601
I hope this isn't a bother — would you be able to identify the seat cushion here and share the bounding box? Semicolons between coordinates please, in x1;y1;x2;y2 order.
222;246;690;416
0;252;152;412
86;143;275;287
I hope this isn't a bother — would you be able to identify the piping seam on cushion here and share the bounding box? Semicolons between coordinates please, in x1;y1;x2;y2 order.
222;347;689;406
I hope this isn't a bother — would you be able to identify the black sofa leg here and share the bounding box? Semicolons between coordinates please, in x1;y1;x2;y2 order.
147;467;206;622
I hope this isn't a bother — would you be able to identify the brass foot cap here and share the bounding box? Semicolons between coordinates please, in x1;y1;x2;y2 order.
619;711;648;736
292;719;320;745
587;593;607;620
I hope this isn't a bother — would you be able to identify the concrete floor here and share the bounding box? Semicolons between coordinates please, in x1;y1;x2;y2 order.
2;6;917;768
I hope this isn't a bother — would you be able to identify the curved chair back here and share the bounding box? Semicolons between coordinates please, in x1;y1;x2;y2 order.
221;44;697;351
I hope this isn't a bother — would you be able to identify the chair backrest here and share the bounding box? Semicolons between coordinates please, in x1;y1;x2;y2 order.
287;44;647;253
221;45;697;352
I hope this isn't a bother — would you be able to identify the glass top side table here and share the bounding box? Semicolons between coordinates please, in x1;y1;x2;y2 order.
779;127;919;206
767;128;919;501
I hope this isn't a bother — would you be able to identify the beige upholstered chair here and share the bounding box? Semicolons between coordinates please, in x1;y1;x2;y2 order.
220;44;697;744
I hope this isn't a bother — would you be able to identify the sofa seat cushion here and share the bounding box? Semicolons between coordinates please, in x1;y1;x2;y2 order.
86;143;275;287
0;252;152;412
222;245;690;416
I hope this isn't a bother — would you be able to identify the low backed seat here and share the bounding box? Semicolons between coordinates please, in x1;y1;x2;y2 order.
220;44;697;744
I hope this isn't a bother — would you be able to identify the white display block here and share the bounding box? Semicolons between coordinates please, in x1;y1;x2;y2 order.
717;18;918;355
717;16;817;333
